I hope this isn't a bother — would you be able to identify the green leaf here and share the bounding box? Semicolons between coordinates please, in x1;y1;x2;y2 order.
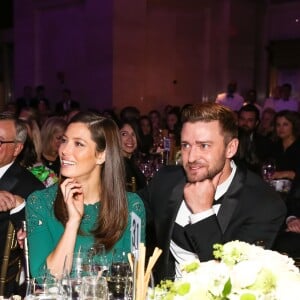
222;279;232;297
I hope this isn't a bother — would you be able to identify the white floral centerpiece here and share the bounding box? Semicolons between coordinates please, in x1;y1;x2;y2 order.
152;241;300;300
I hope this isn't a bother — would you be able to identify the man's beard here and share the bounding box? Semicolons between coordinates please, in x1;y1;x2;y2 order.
185;161;224;183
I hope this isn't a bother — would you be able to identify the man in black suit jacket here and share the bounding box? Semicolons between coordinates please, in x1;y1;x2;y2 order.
139;103;286;282
273;183;300;257
0;113;44;297
235;104;273;174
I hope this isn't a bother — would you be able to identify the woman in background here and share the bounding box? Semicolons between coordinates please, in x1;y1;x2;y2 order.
119;120;147;190
270;110;300;183
40;116;67;175
26;112;145;278
138;115;154;156
257;107;276;141
164;107;181;146
18;117;58;187
148;110;162;149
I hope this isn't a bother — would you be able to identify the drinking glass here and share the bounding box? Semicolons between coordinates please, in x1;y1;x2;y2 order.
88;244;110;277
24;278;37;300
80;276;108;300
139;160;154;182
61;274;82;300
262;160;276;183
107;250;132;299
61;251;87;299
69;250;93;277
25;276;64;300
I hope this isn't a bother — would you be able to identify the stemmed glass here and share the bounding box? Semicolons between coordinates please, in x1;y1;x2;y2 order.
262;160;276;183
88;244;110;277
25;276;65;300
61;251;87;300
139;159;154;182
80;276;108;300
107;250;132;299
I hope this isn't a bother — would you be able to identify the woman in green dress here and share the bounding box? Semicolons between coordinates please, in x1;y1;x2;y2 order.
26;112;145;279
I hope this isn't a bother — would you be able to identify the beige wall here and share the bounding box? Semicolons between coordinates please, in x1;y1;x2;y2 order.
112;0;270;113
113;0;230;114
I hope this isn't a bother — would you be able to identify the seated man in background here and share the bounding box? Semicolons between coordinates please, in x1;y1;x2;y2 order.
138;103;286;282
273;184;300;258
0;113;44;297
235;104;273;175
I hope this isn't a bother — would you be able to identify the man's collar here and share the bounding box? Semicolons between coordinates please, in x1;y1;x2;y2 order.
215;160;237;200
0;161;15;179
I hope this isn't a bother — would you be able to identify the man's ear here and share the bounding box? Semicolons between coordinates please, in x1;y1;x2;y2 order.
14;143;24;158
226;138;239;159
96;150;106;165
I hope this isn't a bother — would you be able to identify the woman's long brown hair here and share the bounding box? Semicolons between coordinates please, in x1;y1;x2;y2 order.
54;112;128;250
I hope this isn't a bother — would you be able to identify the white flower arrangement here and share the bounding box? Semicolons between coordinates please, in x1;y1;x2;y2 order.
152;241;300;300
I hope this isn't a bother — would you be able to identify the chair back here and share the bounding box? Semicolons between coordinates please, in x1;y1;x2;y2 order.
0;221;22;296
126;176;137;192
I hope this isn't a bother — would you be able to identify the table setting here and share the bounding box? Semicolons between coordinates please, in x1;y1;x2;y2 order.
20;243;161;300
17;239;300;300
261;160;292;197
8;208;300;300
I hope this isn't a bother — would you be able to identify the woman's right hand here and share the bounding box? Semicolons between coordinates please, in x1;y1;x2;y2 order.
60;178;84;225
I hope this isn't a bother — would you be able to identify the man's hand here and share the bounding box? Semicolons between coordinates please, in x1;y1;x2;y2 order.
286;218;300;233
17;228;26;249
184;172;222;214
15;195;25;207
272;170;295;180
0;191;17;212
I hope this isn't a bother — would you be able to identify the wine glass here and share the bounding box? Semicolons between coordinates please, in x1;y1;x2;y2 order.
62;251;87;300
80;276;108;300
71;250;90;277
24;278;37;300
107;250;132;299
88;244;110;277
261;160;276;183
26;276;64;300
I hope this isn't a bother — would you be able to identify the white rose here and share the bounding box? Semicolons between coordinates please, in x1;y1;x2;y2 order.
276;272;300;300
230;260;261;288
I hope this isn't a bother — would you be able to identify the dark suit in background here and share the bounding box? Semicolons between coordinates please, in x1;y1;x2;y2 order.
273;183;300;257
139;163;286;282
55;99;80;116
55;89;80;116
124;157;147;191
0;161;44;296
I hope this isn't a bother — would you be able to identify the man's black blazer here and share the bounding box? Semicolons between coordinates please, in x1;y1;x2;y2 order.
0;161;44;259
138;163;287;282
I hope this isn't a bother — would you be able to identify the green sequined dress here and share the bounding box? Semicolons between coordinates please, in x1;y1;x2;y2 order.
26;184;145;278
